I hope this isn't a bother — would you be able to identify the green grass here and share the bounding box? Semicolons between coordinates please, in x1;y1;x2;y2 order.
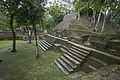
0;40;23;50
0;40;72;80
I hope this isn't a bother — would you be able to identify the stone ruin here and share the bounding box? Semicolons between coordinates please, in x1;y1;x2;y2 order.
0;28;45;41
48;13;120;54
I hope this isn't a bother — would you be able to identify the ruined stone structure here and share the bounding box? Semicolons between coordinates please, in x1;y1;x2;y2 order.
38;34;120;75
0;29;44;40
40;13;120;75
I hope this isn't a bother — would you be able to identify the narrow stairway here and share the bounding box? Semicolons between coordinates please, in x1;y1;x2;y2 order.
54;45;91;75
38;36;56;51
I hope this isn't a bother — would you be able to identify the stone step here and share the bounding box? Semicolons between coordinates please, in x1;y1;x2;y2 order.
85;63;97;71
71;46;90;54
38;42;46;51
63;54;80;65
40;41;48;50
69;48;87;57
86;57;104;69
60;47;67;53
54;60;69;75
65;51;83;62
91;49;120;64
57;58;73;72
44;37;55;44
90;56;107;66
82;63;96;73
60;45;69;50
60;56;77;69
60;48;81;65
68;49;85;60
43;40;52;46
41;41;50;48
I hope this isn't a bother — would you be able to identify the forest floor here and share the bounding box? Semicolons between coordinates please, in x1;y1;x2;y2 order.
0;40;72;80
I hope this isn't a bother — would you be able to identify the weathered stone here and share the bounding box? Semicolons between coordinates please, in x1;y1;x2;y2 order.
63;13;77;21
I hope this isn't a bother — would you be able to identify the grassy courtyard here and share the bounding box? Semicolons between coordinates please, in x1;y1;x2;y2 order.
0;40;72;80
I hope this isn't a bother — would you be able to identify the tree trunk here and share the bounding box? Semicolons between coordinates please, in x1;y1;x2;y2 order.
94;11;102;32
92;10;96;24
101;10;106;33
10;14;16;52
110;11;113;23
78;9;80;20
33;22;39;58
28;30;33;43
28;33;31;43
86;2;90;18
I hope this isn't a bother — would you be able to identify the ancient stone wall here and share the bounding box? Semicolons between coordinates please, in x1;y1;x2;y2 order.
0;29;13;40
0;29;44;40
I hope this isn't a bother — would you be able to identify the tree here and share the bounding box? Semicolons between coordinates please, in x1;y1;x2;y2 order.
48;5;65;25
25;0;45;58
0;13;10;29
42;13;55;30
100;0;120;32
0;0;21;52
74;0;89;20
23;26;34;43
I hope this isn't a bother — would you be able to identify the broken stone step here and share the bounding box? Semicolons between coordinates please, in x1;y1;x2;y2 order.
72;46;90;54
45;38;54;43
68;49;86;60
61;45;69;50
57;57;73;72
43;40;52;46
60;56;77;69
86;57;104;69
66;51;83;62
69;48;87;57
54;60;69;75
85;63;97;71
82;63;97;73
41;41;50;48
38;42;46;51
63;54;80;65
60;47;67;53
89;56;107;66
40;41;48;50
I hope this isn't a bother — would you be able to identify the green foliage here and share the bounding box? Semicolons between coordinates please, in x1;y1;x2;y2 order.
42;14;55;30
0;13;10;29
113;13;120;27
48;5;65;25
0;0;46;29
0;0;21;15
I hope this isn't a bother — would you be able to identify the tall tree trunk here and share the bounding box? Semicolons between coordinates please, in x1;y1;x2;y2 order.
86;2;90;18
28;30;33;43
94;11;102;32
10;14;16;52
92;9;96;24
33;22;39;58
29;36;32;43
78;9;80;20
101;10;106;33
110;11;113;23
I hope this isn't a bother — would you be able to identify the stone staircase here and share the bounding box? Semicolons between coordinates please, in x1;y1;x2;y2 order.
54;45;91;75
38;36;56;51
38;34;120;75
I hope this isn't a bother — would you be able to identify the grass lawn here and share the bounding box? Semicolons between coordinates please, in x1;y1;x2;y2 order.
0;40;72;80
0;40;23;50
